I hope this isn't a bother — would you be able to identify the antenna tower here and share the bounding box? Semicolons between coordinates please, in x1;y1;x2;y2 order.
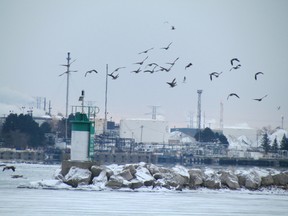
197;90;203;130
146;105;161;120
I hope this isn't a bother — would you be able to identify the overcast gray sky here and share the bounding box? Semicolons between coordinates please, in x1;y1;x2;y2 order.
0;0;287;130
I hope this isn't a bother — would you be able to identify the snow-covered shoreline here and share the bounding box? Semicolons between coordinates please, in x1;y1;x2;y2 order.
19;162;288;193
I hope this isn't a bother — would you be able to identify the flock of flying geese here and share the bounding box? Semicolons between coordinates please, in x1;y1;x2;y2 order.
80;23;271;105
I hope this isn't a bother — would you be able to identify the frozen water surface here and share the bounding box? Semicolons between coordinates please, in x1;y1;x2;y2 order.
0;163;288;215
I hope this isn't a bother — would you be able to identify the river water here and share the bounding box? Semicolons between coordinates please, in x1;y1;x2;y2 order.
0;163;287;215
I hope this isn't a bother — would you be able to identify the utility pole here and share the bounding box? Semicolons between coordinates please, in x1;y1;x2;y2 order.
59;52;77;142
48;100;52;116
197;90;203;142
197;90;203;130
140;125;144;143
104;64;108;134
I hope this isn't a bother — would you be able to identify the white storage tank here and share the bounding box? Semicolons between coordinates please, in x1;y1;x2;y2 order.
119;118;170;143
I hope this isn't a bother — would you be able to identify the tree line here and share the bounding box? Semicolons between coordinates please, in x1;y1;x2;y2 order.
194;127;229;145
0;113;72;149
261;132;288;154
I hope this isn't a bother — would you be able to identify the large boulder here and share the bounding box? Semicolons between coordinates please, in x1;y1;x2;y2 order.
261;174;274;186
119;169;134;181
157;168;188;189
204;173;221;189
244;170;262;190
105;175;124;189
172;165;190;184
135;166;155;186
92;170;108;185
91;165;104;178
129;179;144;190
188;169;204;188
123;164;137;177
64;166;92;188
146;163;161;176
219;170;240;190
273;171;288;186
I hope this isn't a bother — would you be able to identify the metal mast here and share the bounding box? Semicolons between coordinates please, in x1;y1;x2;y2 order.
104;64;108;134
197;90;203;130
59;52;76;142
146;105;161;120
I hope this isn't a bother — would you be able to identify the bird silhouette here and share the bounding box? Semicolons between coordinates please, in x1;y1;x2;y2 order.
138;48;154;55
112;67;126;73
166;57;179;66
85;69;98;77
145;63;158;68
254;72;264;80
229;64;241;71
183;76;186;83
167;78;177;88
253;95;268;101
2;166;15;172
185;63;193;70
161;42;172;50
131;67;141;74
209;72;222;81
164;21;175;30
108;73;119;80
134;56;148;65
144;65;158;73
227;93;240;100
156;66;172;72
277;106;281;110
230;58;240;66
59;70;78;77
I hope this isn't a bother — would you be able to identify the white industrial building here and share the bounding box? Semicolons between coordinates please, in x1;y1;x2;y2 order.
119;118;170;143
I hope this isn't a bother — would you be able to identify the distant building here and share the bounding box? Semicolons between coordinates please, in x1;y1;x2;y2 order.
119;118;170;143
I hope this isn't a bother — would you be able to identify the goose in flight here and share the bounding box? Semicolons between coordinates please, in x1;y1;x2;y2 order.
112;67;126;73
227;93;240;100
108;73;119;80
166;57;179;66
253;95;267;101
59;70;78;77
167;78;177;88
138;48;154;55
144;65;158;74
2;165;16;172
230;58;240;66
185;63;193;70
229;64;241;71
164;21;175;30
161;42;172;50
254;72;264;80
134;56;148;65
145;63;158;68
131;67;141;74
209;72;222;81
85;69;98;77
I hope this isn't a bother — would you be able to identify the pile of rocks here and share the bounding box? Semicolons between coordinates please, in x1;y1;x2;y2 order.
55;162;288;191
